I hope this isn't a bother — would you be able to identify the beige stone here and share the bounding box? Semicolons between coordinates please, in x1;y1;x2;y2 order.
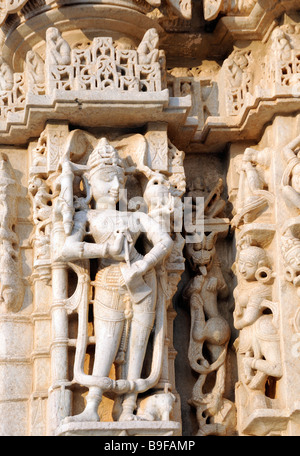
1;0;300;437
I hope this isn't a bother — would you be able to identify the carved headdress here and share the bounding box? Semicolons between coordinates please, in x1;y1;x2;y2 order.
86;137;125;179
281;231;300;264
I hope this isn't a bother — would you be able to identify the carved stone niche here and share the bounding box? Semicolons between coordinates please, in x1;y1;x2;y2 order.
28;121;186;436
184;175;236;436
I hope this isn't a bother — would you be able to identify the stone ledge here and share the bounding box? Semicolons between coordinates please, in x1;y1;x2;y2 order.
55;420;182;436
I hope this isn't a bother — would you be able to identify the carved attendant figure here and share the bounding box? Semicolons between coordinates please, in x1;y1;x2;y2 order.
281;134;300;210
55;138;173;422
232;147;273;227
233;244;282;408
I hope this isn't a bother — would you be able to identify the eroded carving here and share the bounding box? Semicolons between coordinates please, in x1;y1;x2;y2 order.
221;50;253;117
204;0;257;21
267;25;300;89
0;153;24;313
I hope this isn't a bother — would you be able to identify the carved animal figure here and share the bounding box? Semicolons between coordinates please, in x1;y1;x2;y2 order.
136;392;176;421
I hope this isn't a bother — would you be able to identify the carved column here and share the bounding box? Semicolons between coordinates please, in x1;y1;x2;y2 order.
228;113;300;435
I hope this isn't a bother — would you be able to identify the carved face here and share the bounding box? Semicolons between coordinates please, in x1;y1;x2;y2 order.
89;167;125;206
237;247;267;281
286;250;300;272
291;164;300;193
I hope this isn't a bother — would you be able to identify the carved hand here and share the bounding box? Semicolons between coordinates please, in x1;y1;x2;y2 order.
242;356;255;384
123;259;149;285
206;277;218;292
106;232;125;257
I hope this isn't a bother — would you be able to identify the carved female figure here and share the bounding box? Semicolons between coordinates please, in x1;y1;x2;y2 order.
55;137;173;422
281;134;300;210
232;147;273;227
233;244;282;408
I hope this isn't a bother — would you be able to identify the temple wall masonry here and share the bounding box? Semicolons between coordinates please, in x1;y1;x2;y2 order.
1;0;300;437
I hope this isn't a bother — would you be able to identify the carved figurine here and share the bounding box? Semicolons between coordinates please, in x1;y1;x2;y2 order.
25;50;45;94
0;58;14;91
186;177;226;219
271;28;292;63
281;226;300;296
222;50;253;116
203;0;257;21
281;134;300;210
45;27;71;66
232;147;273;227
184;232;233;436
233;242;282;409
54;136;174;422
137;28;160;65
0;153;24;313
136;392;176;421
144;0;192;20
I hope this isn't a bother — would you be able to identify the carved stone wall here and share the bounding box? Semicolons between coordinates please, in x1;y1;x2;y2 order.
1;0;300;437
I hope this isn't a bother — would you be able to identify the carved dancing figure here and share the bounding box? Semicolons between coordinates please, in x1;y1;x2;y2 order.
233;242;282;409
54;137;173;422
232;147;273;227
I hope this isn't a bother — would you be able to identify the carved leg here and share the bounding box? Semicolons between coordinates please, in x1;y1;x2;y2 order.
65;316;125;423
118;309;156;421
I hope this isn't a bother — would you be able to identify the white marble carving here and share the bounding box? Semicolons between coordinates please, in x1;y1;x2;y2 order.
233;237;282;429
232;147;273;227
31;127;186;435
0;153;24;313
184;177;234;436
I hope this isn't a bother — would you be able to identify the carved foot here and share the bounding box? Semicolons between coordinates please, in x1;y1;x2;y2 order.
63;409;100;424
118;413;144;421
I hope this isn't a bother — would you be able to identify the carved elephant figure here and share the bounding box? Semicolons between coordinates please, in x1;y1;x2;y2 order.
136;392;176;421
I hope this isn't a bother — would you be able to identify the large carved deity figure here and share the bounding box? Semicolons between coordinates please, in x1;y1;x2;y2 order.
52;134;177;423
233;241;282;410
